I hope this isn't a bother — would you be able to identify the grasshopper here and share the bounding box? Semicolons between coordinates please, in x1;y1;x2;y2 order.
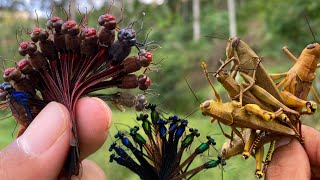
271;43;320;113
216;37;316;115
215;37;318;177
200;62;301;177
209;36;318;176
215;37;283;102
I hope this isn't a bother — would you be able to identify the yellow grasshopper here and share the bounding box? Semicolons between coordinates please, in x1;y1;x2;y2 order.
271;43;320;113
200;62;300;177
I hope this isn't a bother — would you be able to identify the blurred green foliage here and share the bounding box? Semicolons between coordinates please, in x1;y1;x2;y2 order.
0;0;320;179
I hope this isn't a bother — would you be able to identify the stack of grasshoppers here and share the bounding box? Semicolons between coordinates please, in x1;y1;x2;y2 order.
200;36;319;178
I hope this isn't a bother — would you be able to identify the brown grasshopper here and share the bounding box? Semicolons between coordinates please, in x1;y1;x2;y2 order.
214;37;283;102
210;36;317;177
215;37;318;177
200;62;301;177
271;43;320;112
216;37;316;115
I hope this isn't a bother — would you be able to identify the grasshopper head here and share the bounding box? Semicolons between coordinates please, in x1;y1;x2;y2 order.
226;37;240;58
200;100;215;116
200;100;234;125
304;42;320;58
220;139;244;159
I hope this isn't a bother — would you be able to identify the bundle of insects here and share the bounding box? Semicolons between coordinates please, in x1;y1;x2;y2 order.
0;7;158;179
109;104;225;180
199;34;319;177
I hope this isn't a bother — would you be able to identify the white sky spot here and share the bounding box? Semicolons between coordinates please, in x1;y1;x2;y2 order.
139;0;164;5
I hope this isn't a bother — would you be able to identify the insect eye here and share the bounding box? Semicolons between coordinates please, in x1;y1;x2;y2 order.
307;44;316;49
204;101;210;109
231;37;240;48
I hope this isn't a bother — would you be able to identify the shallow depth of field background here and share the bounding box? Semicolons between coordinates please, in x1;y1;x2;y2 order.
0;0;320;179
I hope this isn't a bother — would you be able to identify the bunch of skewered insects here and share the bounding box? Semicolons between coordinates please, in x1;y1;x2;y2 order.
198;34;319;178
0;9;156;179
109;104;226;180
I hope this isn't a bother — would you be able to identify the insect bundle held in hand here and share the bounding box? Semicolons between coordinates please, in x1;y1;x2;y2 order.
0;8;156;179
201;34;319;178
109;104;225;180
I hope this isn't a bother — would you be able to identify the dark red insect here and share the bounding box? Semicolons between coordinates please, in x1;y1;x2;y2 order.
1;9;157;180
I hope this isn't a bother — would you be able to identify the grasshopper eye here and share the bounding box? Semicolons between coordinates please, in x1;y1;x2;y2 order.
204;101;211;109
307;44;316;49
231;37;240;48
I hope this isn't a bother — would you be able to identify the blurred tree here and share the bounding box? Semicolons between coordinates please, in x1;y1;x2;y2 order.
0;0;26;10
192;0;200;42
227;0;237;37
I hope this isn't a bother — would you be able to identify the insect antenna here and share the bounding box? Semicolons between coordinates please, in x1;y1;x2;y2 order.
128;12;145;30
184;76;201;104
62;6;69;20
107;0;115;13
11;120;19;138
34;10;40;28
305;15;316;42
204;32;228;40
183;108;199;119
114;122;132;129
15;28;24;45
46;6;54;19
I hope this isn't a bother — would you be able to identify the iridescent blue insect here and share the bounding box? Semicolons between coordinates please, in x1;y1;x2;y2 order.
0;82;46;132
109;104;226;179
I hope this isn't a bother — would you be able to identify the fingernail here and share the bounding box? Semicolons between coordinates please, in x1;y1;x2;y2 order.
17;102;68;156
275;137;292;149
92;97;112;129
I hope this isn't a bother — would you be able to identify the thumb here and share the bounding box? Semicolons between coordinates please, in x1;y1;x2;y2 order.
0;102;71;180
265;137;311;180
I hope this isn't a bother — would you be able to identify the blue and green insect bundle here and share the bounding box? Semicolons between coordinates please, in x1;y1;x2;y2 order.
109;104;225;180
0;9;156;179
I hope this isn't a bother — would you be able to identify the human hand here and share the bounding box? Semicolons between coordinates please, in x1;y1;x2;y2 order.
266;125;320;180
0;97;112;180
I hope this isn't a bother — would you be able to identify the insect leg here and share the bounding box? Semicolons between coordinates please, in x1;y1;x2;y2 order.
244;104;277;121
276;77;288;88
255;146;264;178
281;90;317;114
213;57;236;77
201;62;222;102
282;46;298;62
269;72;288;80
239;84;243;106
236;57;262;97
244;83;299;115
217;121;233;140
310;86;320;103
230;53;241;78
242;129;256;159
262;141;275;174
231;126;245;144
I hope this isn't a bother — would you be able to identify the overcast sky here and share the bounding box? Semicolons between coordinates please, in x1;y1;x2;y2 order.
1;0;165;17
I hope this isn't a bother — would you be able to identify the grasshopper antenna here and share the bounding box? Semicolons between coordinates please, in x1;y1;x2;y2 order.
184;76;201;104
204;32;228;40
305;15;316;42
183;108;199;119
